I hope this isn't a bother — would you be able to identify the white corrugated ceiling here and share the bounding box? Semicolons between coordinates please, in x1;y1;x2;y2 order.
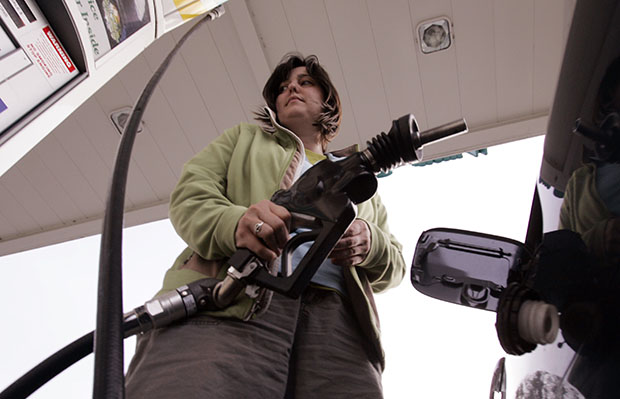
0;0;575;256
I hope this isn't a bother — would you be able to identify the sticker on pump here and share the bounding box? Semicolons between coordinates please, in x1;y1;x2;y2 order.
42;26;75;73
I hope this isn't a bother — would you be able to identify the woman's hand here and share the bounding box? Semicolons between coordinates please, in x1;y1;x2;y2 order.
329;219;371;267
235;200;291;261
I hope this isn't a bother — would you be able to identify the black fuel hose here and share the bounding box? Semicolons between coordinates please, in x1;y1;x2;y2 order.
0;275;210;399
92;7;224;398
0;332;94;399
0;306;144;399
0;7;225;399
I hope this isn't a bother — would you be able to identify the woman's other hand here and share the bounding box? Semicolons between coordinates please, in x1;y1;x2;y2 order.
329;219;371;267
235;200;291;261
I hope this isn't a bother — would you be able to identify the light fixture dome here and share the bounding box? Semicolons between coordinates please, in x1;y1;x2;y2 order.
417;18;452;54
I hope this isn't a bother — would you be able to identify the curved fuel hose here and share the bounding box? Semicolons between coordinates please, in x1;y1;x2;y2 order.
0;7;225;399
93;7;224;398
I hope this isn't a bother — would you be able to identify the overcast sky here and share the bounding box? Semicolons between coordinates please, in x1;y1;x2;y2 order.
0;135;545;398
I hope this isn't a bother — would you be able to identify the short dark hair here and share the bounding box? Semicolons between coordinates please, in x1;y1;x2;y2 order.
257;53;342;150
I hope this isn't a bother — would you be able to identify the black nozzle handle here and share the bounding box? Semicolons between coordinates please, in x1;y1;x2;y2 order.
573;118;612;145
419;118;468;146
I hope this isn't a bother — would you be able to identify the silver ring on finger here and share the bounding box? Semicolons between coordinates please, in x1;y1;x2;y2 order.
254;221;264;235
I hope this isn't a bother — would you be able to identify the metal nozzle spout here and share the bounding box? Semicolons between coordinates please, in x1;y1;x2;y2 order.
419;119;468;146
363;114;468;173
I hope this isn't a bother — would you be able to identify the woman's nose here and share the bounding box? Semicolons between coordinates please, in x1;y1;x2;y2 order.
287;81;299;92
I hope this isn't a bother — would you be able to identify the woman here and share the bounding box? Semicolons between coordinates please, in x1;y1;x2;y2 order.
125;53;405;398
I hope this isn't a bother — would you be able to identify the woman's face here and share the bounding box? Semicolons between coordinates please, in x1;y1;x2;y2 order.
275;66;325;130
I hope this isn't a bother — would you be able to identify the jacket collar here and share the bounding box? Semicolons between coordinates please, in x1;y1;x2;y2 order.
256;106;358;157
261;106;306;151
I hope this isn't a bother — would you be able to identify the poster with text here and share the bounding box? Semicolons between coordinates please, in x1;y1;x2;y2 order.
0;0;80;132
75;0;150;60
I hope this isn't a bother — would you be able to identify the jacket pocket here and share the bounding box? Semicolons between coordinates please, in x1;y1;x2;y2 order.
179;252;224;278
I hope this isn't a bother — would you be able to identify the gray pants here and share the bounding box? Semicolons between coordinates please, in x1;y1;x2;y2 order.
125;286;383;398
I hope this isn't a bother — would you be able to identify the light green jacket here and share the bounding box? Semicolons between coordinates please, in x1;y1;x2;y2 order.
559;163;614;265
160;108;405;367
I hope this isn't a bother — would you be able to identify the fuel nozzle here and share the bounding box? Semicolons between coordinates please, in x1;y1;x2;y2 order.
362;114;468;173
574;113;620;162
123;114;470;337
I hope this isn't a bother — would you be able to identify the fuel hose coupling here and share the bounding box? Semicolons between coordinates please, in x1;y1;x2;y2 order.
496;282;560;355
517;300;559;345
124;285;197;337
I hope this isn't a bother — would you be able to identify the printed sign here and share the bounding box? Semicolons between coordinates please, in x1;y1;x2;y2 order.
0;14;16;57
0;0;80;133
0;0;78;84
74;0;151;60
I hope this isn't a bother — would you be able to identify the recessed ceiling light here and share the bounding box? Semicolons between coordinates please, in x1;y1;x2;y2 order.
110;107;144;135
417;18;452;54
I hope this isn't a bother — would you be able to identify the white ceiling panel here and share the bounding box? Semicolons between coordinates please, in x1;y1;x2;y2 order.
281;0;332;54
410;0;463;127
32;135;105;217
209;12;265;123
327;1;392;143
532;1;571;112
94;80;179;201
0;211;17;239
368;0;428;129
2;166;61;230
53;118;113;205
118;58;197;178
245;0;294;67
494;0;535;119
141;34;217;156
452;0;497;126
72;98;157;209
0;182;35;235
16;151;82;223
72;99;120;171
173;21;248;135
282;1;362;149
